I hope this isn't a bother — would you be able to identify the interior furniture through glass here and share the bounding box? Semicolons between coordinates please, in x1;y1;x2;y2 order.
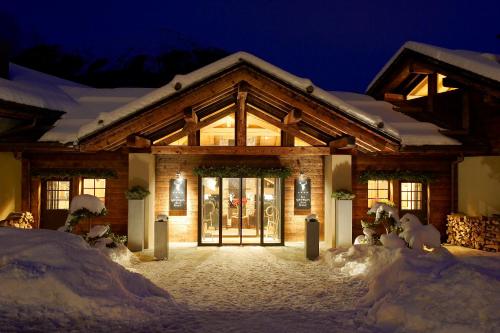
200;177;282;245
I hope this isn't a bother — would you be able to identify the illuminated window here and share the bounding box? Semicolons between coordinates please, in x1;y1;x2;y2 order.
82;178;106;203
46;181;70;210
407;74;457;100
400;182;423;210
294;137;311;146
367;180;390;207
200;113;235;146
169;136;188;145
246;113;281;146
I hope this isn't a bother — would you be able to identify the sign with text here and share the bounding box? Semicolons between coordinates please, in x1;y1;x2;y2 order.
294;178;311;210
169;178;187;212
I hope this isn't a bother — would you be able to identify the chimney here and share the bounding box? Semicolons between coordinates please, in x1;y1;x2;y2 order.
0;40;10;79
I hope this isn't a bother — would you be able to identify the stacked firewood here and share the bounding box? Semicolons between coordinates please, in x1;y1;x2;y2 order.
0;212;34;229
447;214;499;252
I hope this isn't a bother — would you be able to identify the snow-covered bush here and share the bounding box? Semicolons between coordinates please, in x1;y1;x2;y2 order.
367;201;400;234
399;213;441;251
61;194;107;232
84;224;127;249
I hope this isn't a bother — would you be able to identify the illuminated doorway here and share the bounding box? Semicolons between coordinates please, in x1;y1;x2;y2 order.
199;177;283;245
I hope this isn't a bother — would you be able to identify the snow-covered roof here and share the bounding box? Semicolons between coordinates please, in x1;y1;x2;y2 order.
368;41;500;92
0;52;459;146
329;92;460;146
0;64;154;142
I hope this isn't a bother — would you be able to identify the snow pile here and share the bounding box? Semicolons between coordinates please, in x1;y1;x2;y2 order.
86;225;138;267
326;245;500;332
0;228;193;332
400;213;441;251
326;245;398;277
380;232;406;249
69;194;106;214
87;224;109;238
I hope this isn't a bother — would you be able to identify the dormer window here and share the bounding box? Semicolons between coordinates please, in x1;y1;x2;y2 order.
407;74;457;100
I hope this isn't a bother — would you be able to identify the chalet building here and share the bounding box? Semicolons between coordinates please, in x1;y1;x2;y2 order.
0;41;499;247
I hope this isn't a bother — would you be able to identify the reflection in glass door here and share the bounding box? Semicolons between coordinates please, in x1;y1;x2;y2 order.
241;178;261;244
200;178;220;244
222;178;241;244
200;177;282;245
263;178;281;244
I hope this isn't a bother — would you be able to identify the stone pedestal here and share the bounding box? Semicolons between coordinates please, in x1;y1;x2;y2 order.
305;218;320;260
127;199;144;252
336;199;353;247
154;221;169;260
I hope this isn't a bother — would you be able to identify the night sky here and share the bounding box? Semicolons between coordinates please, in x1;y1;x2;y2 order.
2;0;499;92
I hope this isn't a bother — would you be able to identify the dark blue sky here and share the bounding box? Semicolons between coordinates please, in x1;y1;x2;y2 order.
2;0;499;92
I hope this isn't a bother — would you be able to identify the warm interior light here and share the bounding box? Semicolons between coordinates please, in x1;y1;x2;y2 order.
407;74;457;100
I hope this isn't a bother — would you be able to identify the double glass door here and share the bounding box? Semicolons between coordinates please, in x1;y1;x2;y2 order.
200;177;282;245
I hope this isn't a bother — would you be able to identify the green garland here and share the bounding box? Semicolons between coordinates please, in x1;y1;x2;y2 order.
193;165;292;178
359;170;436;184
332;189;356;200
125;185;150;200
32;168;118;179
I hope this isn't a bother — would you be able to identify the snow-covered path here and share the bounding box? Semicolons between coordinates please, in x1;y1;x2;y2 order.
135;244;370;332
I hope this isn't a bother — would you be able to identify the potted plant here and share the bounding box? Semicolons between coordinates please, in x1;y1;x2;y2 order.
125;185;150;252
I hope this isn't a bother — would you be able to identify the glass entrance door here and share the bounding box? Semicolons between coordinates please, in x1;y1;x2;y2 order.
200;177;282;245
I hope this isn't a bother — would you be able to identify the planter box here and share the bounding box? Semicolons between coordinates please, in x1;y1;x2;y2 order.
128;199;145;252
335;199;352;247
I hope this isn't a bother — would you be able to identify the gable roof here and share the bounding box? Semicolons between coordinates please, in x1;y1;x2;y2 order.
367;41;500;92
328;92;458;146
0;64;154;143
0;51;459;147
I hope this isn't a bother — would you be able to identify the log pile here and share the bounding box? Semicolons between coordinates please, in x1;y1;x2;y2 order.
447;214;499;252
0;212;34;229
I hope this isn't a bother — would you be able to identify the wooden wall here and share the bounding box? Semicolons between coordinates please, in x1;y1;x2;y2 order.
25;151;129;234
155;155;324;243
352;153;454;240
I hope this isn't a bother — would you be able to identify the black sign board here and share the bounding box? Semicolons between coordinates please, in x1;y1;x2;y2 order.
294;178;311;210
169;178;187;211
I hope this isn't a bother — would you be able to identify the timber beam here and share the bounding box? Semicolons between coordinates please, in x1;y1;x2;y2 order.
247;106;324;146
409;63;434;75
151;145;331;155
236;82;249;146
126;134;151;148
329;135;356;154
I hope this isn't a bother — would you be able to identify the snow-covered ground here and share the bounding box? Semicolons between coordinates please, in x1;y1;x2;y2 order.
326;245;500;333
0;228;195;333
1;227;499;332
136;244;369;332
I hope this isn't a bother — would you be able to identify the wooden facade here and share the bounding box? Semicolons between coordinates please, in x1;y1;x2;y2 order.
155;155;324;242
2;44;498;246
21;151;129;234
